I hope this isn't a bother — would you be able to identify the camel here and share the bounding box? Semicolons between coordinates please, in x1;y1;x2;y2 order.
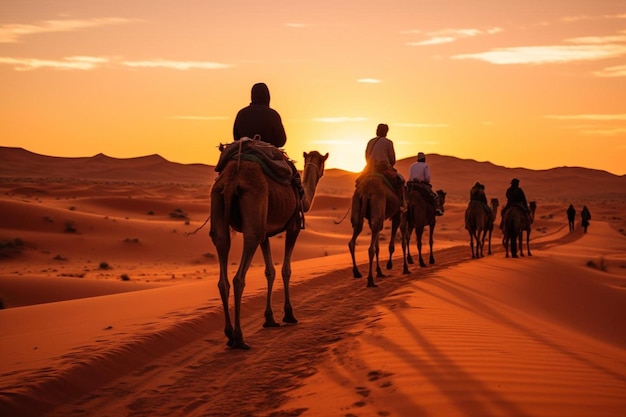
210;150;328;349
465;200;489;259
400;183;446;271
517;201;536;257
348;173;403;287
502;205;525;258
485;198;499;255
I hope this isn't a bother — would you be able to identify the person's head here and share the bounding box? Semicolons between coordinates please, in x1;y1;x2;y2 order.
376;123;389;137
473;181;481;188
417;152;426;162
511;178;520;187
251;82;270;105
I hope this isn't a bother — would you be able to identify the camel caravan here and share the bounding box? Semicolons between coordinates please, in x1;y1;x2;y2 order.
208;85;537;347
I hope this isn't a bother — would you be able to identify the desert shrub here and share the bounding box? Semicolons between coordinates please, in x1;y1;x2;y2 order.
53;254;68;261
586;257;608;272
0;238;24;249
120;274;130;281
169;208;188;220
123;238;140;243
64;221;77;233
147;210;155;215
99;261;110;270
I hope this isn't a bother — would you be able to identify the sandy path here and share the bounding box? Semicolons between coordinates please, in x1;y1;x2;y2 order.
3;224;625;417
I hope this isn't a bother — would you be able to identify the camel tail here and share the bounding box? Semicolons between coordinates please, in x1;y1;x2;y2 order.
352;193;369;227
222;182;238;228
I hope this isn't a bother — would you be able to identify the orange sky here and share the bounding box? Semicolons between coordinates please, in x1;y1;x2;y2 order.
1;1;625;174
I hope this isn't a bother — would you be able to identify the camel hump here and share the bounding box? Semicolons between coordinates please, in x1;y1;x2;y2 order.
215;138;293;185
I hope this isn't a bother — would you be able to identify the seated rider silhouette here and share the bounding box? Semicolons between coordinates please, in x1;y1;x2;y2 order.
232;82;305;225
362;123;406;211
408;152;443;216
233;82;304;196
469;181;492;219
501;178;529;226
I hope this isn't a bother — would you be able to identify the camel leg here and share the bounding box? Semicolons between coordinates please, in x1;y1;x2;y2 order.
259;238;279;328
281;228;300;324
386;215;400;270
230;204;267;349
399;215;410;275
479;229;486;258
406;224;414;264
487;230;492;255
374;232;386;279
416;228;426;267
210;199;235;347
518;232;524;257
428;224;435;265
469;232;476;259
526;231;532;256
348;222;363;279
367;230;380;287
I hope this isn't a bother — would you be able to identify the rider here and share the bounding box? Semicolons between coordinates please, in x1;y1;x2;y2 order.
469;181;491;218
232;82;305;225
363;123;407;211
408;152;443;216
501;178;529;226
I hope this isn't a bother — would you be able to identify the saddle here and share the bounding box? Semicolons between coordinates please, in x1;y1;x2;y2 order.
356;162;399;192
407;180;433;200
215;137;293;185
215;137;305;229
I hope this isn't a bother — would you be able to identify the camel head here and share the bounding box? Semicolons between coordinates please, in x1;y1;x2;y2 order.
301;151;329;212
529;201;537;221
436;189;447;214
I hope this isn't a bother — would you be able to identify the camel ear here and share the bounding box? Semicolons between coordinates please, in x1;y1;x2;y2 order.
303;151;308;158
323;153;329;161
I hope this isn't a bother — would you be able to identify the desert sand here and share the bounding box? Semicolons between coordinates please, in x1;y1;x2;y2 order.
1;147;625;417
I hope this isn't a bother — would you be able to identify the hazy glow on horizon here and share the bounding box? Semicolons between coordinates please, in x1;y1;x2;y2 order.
1;1;625;175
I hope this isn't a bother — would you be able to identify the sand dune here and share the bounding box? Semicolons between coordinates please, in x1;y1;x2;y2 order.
1;147;625;416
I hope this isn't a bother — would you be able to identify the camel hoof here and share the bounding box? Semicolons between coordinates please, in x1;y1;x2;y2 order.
230;341;251;350
386;261;392;270
367;283;378;288
283;315;298;324
263;320;280;328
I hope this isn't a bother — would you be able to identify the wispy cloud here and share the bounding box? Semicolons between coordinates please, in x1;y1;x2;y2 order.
170;116;228;121
395;123;448;128
357;78;380;83
122;59;231;70
452;29;626;65
0;56;109;71
284;23;311;28
578;127;626;136
593;65;626;77
407;27;501;46
0;18;135;43
562;13;626;22
545;114;626;121
452;44;626;64
312;117;368;123
0;56;232;71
